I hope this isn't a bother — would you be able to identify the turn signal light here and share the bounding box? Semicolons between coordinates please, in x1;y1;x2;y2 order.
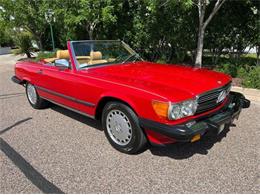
191;134;201;142
152;101;169;118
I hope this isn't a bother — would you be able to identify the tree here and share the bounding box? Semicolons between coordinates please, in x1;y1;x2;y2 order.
64;0;120;40
14;32;34;58
0;19;13;47
205;0;259;65
194;0;227;67
112;0;196;63
0;0;257;67
0;0;52;50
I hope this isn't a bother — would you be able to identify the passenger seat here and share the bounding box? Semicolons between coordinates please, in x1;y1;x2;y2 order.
89;51;107;65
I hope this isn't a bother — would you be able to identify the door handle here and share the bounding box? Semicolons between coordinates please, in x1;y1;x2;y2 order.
36;69;43;74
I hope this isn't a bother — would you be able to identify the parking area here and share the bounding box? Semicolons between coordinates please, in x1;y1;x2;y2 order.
0;54;259;193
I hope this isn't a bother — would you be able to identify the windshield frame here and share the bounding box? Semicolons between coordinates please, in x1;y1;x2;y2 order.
69;40;142;70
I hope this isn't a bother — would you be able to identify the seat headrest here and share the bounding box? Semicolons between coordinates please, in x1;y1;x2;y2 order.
57;50;70;59
90;51;102;60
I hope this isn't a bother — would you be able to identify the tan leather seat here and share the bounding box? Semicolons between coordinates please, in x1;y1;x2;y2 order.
44;50;70;63
77;56;91;64
107;58;116;62
89;51;107;65
57;50;70;59
44;57;58;63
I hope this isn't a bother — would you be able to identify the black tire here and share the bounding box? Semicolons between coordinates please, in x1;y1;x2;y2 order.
25;82;49;109
102;102;147;154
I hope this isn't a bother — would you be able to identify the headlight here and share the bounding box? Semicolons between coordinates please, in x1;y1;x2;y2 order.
152;99;198;120
169;99;198;120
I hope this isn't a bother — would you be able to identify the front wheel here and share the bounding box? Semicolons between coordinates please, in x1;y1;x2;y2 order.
26;83;49;109
102;102;147;154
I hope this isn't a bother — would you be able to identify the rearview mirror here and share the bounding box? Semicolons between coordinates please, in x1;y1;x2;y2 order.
54;59;69;69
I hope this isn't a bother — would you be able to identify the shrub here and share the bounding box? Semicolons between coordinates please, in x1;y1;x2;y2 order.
0;30;13;47
238;66;260;89
14;32;34;58
156;58;167;64
214;62;260;89
0;23;14;47
35;51;56;61
215;63;239;77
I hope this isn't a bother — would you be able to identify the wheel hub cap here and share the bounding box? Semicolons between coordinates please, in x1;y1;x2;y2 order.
106;110;132;146
27;84;37;104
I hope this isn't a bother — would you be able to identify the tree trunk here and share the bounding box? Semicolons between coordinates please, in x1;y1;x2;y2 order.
195;26;205;68
256;45;259;66
36;38;43;51
88;30;93;40
32;33;43;51
87;23;96;40
24;27;43;51
215;49;222;65
26;52;31;58
194;0;226;68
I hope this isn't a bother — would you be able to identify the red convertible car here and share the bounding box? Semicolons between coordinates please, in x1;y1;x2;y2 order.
12;40;250;154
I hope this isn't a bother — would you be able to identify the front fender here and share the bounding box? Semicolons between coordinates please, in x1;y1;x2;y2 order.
96;89;169;123
98;92;139;115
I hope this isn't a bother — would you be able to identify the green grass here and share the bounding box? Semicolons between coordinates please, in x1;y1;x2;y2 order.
241;53;257;59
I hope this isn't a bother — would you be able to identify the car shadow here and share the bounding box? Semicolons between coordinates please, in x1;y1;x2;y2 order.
149;127;231;159
50;105;103;131
49;104;231;159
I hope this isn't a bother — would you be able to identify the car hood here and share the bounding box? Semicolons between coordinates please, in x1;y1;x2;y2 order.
84;61;231;102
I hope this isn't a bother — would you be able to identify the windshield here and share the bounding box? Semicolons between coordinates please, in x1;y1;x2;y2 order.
70;40;141;69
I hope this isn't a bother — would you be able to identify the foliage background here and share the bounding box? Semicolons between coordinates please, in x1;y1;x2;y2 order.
0;0;259;88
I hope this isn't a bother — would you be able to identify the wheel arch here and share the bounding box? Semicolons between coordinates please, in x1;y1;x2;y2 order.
95;96;138;120
21;77;31;86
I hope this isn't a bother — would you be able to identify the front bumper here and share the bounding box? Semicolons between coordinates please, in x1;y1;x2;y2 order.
139;92;250;142
11;76;24;85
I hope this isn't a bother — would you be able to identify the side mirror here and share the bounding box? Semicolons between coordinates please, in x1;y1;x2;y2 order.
54;59;70;69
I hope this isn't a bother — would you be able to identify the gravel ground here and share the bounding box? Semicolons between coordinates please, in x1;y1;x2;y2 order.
0;54;259;193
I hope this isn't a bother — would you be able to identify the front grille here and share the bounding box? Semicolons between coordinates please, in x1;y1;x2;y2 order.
196;83;231;114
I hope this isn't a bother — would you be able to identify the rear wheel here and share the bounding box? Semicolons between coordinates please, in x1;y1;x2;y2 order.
102;102;147;154
26;83;49;109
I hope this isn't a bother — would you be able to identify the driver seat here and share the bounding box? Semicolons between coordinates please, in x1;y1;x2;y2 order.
57;50;70;59
44;50;70;63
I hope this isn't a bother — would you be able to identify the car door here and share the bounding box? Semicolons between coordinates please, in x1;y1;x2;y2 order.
35;62;89;113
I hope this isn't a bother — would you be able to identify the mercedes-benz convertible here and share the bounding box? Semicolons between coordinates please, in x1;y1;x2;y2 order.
12;40;250;154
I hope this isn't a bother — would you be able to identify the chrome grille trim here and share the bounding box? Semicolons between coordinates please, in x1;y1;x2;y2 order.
196;82;231;114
